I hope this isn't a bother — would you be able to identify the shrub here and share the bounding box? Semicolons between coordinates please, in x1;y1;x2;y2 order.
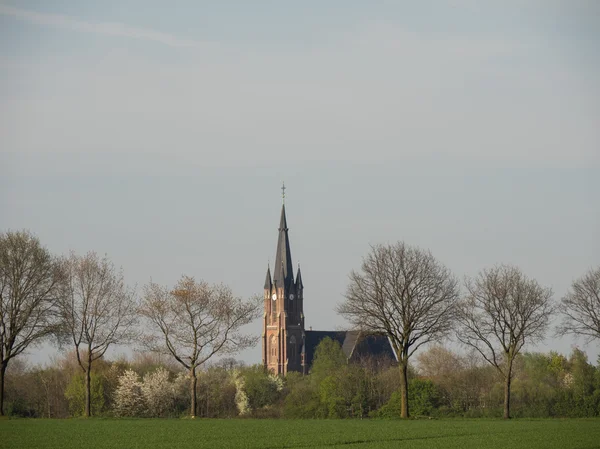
141;367;175;417
113;370;143;417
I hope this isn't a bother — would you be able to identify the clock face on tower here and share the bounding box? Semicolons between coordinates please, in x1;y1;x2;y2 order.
289;294;295;300
272;293;277;301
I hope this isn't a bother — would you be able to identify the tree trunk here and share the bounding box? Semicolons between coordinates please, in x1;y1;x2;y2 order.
0;361;7;416
399;361;409;419
190;367;197;417
84;358;92;418
206;385;209;418
42;377;51;418
503;359;513;419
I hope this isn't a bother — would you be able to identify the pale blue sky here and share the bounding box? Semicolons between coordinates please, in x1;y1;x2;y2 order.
1;1;599;365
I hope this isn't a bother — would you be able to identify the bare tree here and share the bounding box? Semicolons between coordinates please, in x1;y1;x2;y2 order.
456;264;553;419
140;276;260;417
57;251;137;417
337;242;460;418
0;230;62;416
558;266;600;341
416;345;464;379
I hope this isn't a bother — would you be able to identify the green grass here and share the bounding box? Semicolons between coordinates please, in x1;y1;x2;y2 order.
1;418;599;449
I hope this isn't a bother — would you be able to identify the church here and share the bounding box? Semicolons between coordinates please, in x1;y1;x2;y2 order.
262;187;396;375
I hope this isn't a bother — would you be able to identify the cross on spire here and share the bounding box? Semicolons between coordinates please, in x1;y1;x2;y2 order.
281;182;286;204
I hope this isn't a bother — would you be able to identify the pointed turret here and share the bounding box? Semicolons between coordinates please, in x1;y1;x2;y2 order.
264;266;272;290
273;204;294;288
296;265;303;290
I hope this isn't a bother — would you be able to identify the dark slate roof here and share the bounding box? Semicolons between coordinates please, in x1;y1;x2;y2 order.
302;330;396;370
264;266;272;289
349;333;397;362
273;204;294;288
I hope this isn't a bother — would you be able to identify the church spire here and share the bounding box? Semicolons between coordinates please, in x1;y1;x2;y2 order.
279;203;288;231
273;190;294;288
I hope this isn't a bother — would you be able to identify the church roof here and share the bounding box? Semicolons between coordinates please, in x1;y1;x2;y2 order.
302;330;396;369
350;332;397;361
273;204;294;289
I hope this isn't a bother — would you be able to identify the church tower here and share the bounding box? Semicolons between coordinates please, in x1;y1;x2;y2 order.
262;185;305;375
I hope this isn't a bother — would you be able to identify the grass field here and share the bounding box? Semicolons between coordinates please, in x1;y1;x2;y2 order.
1;418;599;449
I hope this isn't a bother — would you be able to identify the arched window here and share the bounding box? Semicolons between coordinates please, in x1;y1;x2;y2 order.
289;335;297;362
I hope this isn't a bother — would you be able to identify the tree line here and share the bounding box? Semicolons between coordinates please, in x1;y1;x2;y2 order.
0;230;259;417
338;242;598;419
1;230;599;419
4;339;600;419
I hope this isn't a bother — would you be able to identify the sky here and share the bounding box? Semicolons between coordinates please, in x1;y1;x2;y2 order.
1;1;599;367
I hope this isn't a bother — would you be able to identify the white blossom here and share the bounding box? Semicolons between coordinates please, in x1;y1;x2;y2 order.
231;369;250;416
141;367;174;417
114;369;144;417
268;373;284;392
